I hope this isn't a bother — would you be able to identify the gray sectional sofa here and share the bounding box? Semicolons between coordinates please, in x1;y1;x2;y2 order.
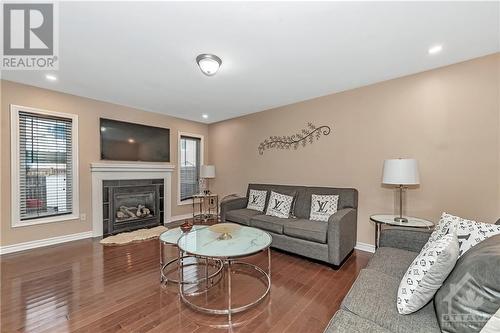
325;226;500;333
220;183;358;267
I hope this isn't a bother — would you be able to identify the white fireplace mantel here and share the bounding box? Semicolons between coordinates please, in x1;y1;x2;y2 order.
90;162;175;237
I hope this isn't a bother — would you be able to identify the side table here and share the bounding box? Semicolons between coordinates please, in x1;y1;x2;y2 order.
370;214;434;249
192;193;219;223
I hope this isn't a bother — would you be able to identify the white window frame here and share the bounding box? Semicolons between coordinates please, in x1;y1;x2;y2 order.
177;131;204;206
10;104;80;227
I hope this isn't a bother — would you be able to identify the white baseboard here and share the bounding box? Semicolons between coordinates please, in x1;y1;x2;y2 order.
355;242;376;253
0;231;93;255
165;213;192;224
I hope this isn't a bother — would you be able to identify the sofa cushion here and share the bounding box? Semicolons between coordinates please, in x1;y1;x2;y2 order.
366;247;418;279
341;269;440;333
397;233;459;315
247;183;303;213
265;191;294;218
434;234;500;333
250;215;291;234
294;187;358;219
283;219;328;243
225;209;262;226
324;309;390;333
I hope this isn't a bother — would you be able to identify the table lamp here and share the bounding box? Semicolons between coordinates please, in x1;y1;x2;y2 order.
382;158;420;223
200;165;215;194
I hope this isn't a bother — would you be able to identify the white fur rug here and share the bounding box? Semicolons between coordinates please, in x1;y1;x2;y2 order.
100;226;167;246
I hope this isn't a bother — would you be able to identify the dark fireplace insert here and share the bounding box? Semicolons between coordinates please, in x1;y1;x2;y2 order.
102;179;164;235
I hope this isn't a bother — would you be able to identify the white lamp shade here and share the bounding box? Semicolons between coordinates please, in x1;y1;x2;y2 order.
382;159;420;185
200;165;215;178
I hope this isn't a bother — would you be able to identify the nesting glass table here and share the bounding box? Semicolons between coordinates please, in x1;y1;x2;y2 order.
169;224;272;322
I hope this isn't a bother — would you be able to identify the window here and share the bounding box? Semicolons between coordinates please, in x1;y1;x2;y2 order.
179;134;202;202
11;105;79;226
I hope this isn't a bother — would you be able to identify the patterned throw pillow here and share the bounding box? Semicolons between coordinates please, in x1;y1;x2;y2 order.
309;194;339;222
397;233;459;315
265;191;294;218
246;189;267;212
433;212;500;257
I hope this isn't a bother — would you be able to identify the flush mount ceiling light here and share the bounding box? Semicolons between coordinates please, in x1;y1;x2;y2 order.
428;45;443;55
196;54;222;76
202;114;209;119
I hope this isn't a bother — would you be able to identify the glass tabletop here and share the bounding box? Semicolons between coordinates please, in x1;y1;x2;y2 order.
370;214;435;228
177;224;272;258
159;225;207;244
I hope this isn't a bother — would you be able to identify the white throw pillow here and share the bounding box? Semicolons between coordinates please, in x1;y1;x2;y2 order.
433;212;500;257
397;233;459;315
265;191;294;218
246;189;267;212
309;194;339;222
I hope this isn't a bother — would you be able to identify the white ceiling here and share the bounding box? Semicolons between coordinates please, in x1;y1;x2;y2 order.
2;1;499;123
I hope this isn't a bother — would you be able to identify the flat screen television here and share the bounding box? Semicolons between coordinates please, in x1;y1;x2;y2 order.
100;118;170;162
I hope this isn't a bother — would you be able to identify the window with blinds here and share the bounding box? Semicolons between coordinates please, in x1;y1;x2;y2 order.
180;135;201;201
18;111;74;221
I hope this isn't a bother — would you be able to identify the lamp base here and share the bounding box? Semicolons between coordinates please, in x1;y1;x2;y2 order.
394;216;408;223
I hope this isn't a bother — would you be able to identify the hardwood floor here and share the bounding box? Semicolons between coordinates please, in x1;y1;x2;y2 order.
1;237;371;333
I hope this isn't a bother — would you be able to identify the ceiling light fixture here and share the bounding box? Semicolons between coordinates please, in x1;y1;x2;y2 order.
128;138;135;143
202;114;209;119
45;74;57;81
196;54;222;76
428;45;443;55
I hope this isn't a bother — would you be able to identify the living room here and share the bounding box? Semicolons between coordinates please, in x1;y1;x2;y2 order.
1;1;499;332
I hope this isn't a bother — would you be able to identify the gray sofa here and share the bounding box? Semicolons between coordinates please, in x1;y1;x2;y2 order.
220;183;358;267
325;226;500;333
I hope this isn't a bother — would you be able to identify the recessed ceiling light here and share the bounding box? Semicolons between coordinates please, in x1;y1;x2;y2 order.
196;54;222;76
45;74;57;81
128;138;135;143
202;114;209;119
428;45;443;55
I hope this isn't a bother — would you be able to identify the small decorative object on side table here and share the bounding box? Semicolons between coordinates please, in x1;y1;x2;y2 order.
192;193;219;223
370;214;434;249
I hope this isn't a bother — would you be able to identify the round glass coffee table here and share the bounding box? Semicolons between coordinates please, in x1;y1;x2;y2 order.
159;225;223;287
177;223;272;322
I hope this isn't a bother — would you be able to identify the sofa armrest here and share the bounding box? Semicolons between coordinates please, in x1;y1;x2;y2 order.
379;227;432;252
327;208;357;266
220;197;247;222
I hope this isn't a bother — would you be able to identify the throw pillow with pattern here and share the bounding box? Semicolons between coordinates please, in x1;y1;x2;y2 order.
309;194;339;222
246;189;267;212
397;233;459;315
432;212;500;257
265;191;294;218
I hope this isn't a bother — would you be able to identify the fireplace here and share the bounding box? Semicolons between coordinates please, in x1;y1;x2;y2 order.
91;162;174;238
102;179;164;235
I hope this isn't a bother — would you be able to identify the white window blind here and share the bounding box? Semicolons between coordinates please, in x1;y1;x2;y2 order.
180;135;201;201
18;111;73;221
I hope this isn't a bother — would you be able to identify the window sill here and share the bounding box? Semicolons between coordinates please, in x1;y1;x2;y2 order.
178;198;194;206
12;213;81;228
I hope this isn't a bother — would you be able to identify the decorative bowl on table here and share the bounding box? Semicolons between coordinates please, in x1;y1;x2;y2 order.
180;221;193;233
209;223;241;240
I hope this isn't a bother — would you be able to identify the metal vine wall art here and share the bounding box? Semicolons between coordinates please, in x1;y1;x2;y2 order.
258;123;332;155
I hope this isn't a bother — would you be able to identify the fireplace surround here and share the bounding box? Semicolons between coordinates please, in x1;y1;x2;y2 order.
91;163;174;237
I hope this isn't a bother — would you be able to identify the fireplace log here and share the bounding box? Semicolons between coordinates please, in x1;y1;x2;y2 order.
119;206;136;218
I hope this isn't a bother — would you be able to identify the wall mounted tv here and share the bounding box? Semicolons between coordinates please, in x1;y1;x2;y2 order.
100;118;170;162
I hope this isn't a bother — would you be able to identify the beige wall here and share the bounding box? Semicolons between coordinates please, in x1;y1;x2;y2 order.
0;80;208;246
208;53;500;246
